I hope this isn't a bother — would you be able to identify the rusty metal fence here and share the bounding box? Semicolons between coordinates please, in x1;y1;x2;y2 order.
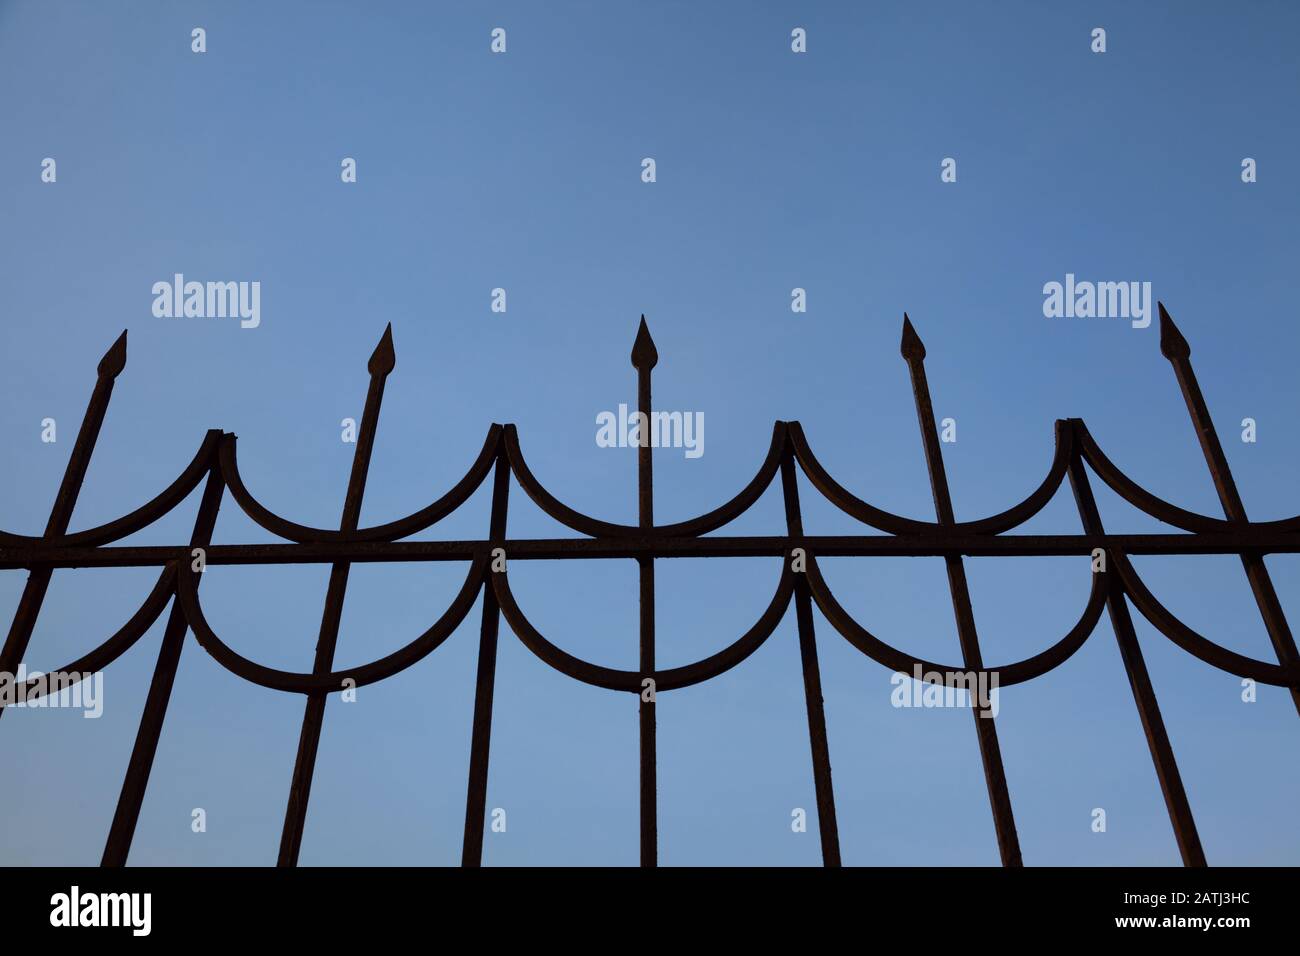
1;305;1297;868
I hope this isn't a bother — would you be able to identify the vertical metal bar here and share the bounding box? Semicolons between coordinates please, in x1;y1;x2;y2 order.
900;316;1023;866
779;450;842;866
1159;304;1300;716
631;316;657;867
461;450;510;867
0;331;127;719
102;458;225;866
278;325;394;866
1066;424;1207;866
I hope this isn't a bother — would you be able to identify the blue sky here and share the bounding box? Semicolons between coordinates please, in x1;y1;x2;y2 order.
1;0;1298;865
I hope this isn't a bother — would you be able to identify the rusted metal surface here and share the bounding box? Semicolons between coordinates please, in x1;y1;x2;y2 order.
1068;450;1206;866
277;325;395;866
101;464;225;867
2;306;1297;866
779;454;841;866
902;316;1021;867
461;453;511;868
633;317;658;867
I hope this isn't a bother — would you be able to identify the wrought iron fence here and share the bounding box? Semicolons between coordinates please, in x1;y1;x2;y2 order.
1;305;1297;868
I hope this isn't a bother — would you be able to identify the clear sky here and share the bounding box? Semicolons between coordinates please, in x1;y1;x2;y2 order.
1;0;1298;865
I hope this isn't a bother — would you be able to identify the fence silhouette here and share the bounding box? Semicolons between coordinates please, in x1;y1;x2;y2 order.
2;306;1297;867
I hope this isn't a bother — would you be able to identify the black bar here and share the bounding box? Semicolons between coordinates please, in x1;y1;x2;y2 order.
1;866;1281;940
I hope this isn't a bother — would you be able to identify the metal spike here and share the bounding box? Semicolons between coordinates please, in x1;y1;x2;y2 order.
631;315;658;370
368;323;396;377
98;330;128;379
900;313;926;362
1158;303;1190;361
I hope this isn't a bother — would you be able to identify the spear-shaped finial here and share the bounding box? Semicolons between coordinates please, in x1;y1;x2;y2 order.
631;315;658;370
900;313;926;362
281;325;395;864
1156;301;1300;718
1158;302;1190;361
897;308;1023;864
629;312;658;865
368;323;396;376
97;330;128;379
0;327;126;693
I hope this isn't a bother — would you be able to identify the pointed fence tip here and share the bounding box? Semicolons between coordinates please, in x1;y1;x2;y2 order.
631;314;658;370
1158;302;1190;360
97;329;128;378
368;323;396;376
900;313;926;361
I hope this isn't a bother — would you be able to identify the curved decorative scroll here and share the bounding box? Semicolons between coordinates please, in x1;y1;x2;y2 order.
1074;421;1300;534
14;566;178;699
503;422;788;540
0;432;221;549
788;420;1072;536
492;562;797;691
177;557;488;692
1112;553;1298;686
803;555;1107;686
219;427;503;543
